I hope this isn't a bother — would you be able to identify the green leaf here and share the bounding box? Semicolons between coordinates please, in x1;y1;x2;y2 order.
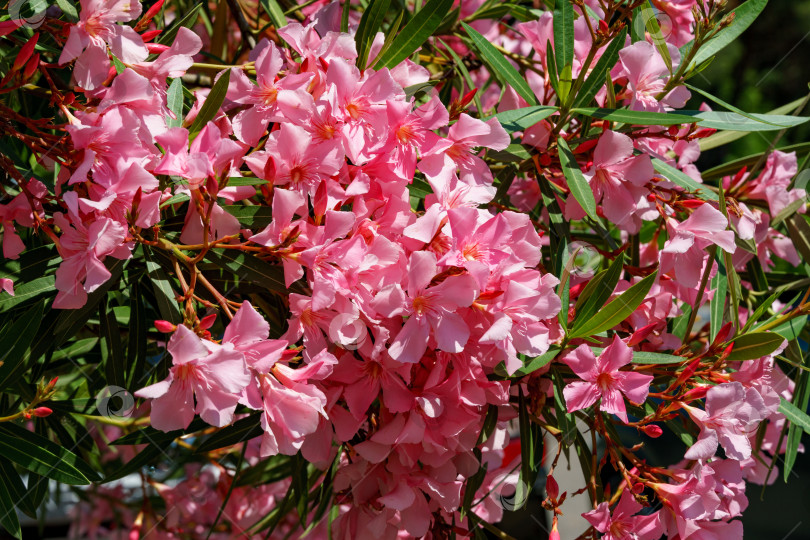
572;107;701;126
0;456;36;519
224;177;269;187
195;413;263;453
552;0;575;87
103;441;169;483
0;300;44;390
784;345;808;480
496;347;560;378
100;295;125;389
573;255;623;327
640;0;671;71
0;276;54;312
688;0;768;69
679;110;808;132
55;0;79;20
569;271;657;339
205;249;300;295
259;0;287;29
0;424;95;485
159;192;190;208
156;2;202;46
374;0;455;69
786;214;810;264
355;0;391;69
487;106;558;133
726;332;785;361
462;22;538;106
573;27;626;108
144;249;182;324
652;158;719;201
631;351;686;364
127;283;147;389
709;256;728;340
770;316;808;342
779;397;810;436
222;205;274;229
188;68;231;137
551;368;577;446
557;136;597;221
166;78;184;129
0;463;21;538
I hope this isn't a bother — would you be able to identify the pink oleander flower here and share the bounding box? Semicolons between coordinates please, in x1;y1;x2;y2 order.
562;336;653;422
566;130;654;233
683;381;769;461
58;0;148;90
53;211;130;309
615;41;690;112
371;251;479;364
583;490;663;540
660;203;737;288
135;325;251;431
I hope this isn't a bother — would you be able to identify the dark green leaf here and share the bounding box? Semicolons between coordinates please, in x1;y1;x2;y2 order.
770;316;808;342
195;413;263;453
374;0;455;69
552;0;575;87
205;249;299;294
573;255;623;326
557;136;597;220
652;158;719;201
355;0;391;69
710;255;728;340
166;78;184;129
688;0;768;68
573;107;701;125
0;461;21;539
100;295;125;389
188;69;231;136
222;205;274;229
569;271;657;339
260;0;287;29
726;332;785;361
573;27;626;108
0;424;96;485
144;249;182;324
0;299;44;390
487;106;558;133
462;22;538;106
156;3;202;46
779;397;810;435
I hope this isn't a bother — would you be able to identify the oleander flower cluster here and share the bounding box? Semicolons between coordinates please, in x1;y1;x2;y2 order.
0;0;808;539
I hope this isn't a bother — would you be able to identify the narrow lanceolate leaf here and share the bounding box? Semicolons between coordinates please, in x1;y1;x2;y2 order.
0;466;21;539
631;351;687;365
785;346;808;480
688;0;768;69
0;425;93;485
786;214;810;263
127;282;147;388
557;136;597;221
681;111;809;131
684;83;802;128
725;332;785;361
573;27;626;108
100;295;125;389
374;0;454;69
488;106;558;133
156;2;202;46
652;158;719;201
779;397;810;436
573;255;624;327
552;0;575;88
569;271;657;339
355;0;391;69
188;68;231;136
640;0;671;71
195;413;263;453
497;347;560;378
572;107;701;126
259;0;287;29
462;22;538;106
166;78;184;129
0;299;44;390
709;256;728;340
206;249;301;295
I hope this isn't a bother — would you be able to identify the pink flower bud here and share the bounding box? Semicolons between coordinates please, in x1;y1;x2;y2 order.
199;313;217;330
154;320;176;333
32;407;52;417
640;424;663;438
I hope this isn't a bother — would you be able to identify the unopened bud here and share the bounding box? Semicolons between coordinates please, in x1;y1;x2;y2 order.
141;29;162;42
628;323;658;346
680;199;704;209
22;53;39;79
538;153;552;167
546;474;559;500
154;320;176;333
13;34;38;72
32;407;52;417
640;424;663;438
199;313;217;330
146;43;169;54
632;482;645;493
711;322;734;349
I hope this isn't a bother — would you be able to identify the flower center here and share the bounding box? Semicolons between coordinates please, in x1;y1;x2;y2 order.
596;372;615;392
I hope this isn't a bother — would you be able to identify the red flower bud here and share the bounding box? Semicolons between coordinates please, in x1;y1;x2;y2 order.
720;341;735;360
538;153;552;167
628;323;658;346
199;313;217;330
22;53;39;80
154;320;176;333
13;34;38;72
711;321;734;348
693;128;717;139
679;199;704;208
598;19;609;34
459;88;478;107
146;43;170;55
682;385;709;401
632;482;645;493
667;125;680;136
640;424;663;438
140;29;162;42
32;407;52;417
